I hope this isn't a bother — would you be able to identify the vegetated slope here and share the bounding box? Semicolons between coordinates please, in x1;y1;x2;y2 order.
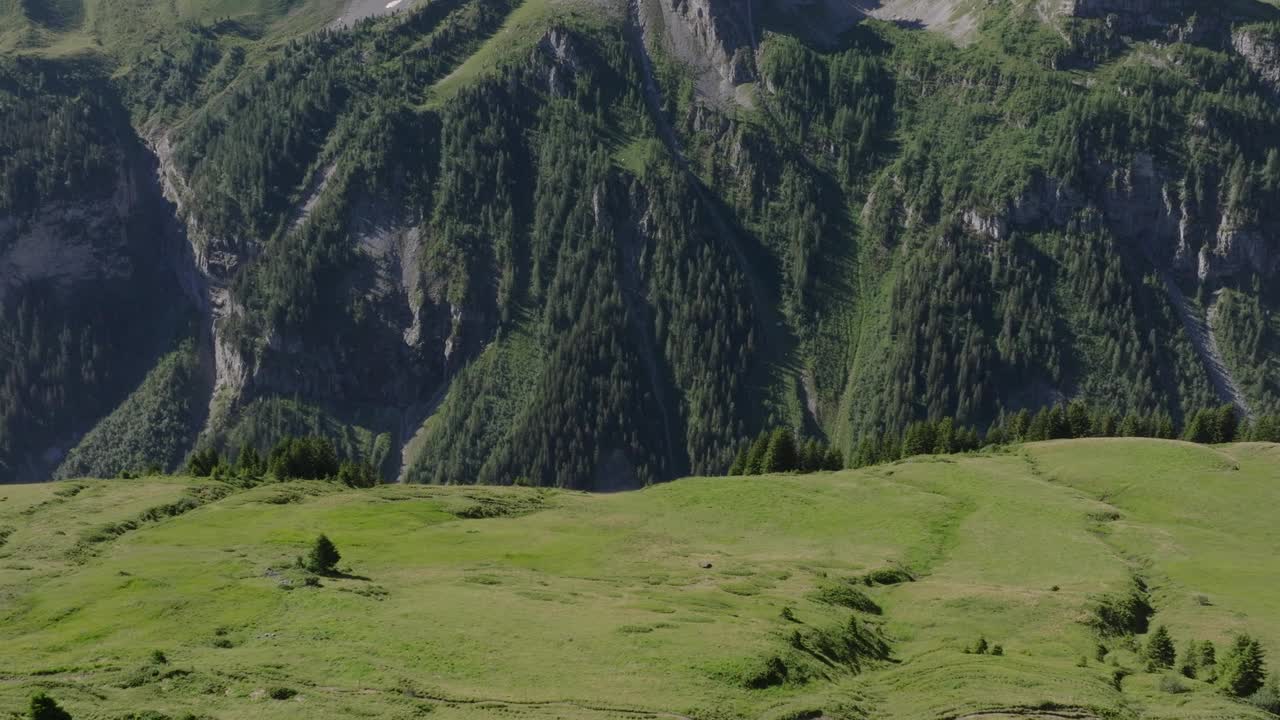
1;439;1277;718
3;0;1280;485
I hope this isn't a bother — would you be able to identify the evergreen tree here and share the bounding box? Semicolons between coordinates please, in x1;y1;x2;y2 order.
823;447;843;471
187;447;221;477
743;433;770;475
727;444;749;476
1200;639;1217;668
1219;634;1266;697
1009;409;1031;440
28;693;72;720
1145;625;1176;669
237;445;263;476
1184;409;1216;444
304;534;341;574
1178;640;1199;679
1214;404;1238;444
1067;400;1092;439
933;417;955;454
762;428;799;473
1026;408;1050;441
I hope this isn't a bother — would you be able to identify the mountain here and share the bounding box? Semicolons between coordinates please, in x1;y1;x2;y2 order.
2;0;1279;485
1;439;1278;718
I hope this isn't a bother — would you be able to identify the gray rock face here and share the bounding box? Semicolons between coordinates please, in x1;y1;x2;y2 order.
959;152;1277;284
643;0;757;105
0;164;138;306
1233;26;1280;94
1046;0;1216;43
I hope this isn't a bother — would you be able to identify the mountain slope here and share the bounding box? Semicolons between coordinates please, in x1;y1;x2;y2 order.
1;440;1278;718
2;0;1280;484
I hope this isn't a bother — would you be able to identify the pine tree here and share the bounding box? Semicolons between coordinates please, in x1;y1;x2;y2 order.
1184;409;1216;444
743;433;770;475
1199;639;1217;668
1145;625;1176;669
1214;404;1238;444
305;533;341;574
1067;400;1092;439
28;693;72;720
762;428;799;473
1219;634;1266;697
1178;640;1199;679
727;444;748;476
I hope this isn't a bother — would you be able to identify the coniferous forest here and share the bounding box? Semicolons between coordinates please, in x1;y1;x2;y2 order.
1;0;1279;486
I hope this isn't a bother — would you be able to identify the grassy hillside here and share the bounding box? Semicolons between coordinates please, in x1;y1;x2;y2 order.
1;439;1277;718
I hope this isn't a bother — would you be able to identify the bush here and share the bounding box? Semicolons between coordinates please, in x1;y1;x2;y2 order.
743;655;789;689
1159;674;1189;694
150;649;168;664
304;533;341;574
267;687;297;700
1248;678;1280;715
864;567;913;586
1088;579;1153;636
990;644;1004;656
28;693;72;720
812;579;882;614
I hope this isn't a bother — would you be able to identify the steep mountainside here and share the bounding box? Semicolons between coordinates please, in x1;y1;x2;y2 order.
1;0;1279;485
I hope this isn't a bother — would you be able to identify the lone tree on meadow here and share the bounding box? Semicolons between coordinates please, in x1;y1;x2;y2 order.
1146;625;1176;669
304;534;341;574
29;693;72;720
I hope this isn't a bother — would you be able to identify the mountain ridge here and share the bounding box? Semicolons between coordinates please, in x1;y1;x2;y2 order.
1;0;1279;483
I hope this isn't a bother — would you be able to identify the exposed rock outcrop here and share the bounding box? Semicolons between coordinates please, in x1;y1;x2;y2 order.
641;0;757;105
1233;25;1280;95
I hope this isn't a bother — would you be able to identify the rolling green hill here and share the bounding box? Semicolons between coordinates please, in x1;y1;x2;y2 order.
2;439;1277;718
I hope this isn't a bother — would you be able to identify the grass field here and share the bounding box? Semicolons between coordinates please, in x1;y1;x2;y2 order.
0;439;1276;719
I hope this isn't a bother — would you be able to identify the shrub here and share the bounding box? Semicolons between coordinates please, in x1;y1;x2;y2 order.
150;649;168;665
1088;579;1153;636
990;644;1004;656
812;580;882;614
1248;678;1280;715
1159;674;1189;694
267;687;297;700
743;655;789;689
304;533;341;574
864;567;913;586
974;637;989;655
28;693;72;720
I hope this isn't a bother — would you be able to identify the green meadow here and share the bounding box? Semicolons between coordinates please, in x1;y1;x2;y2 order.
1;439;1276;719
